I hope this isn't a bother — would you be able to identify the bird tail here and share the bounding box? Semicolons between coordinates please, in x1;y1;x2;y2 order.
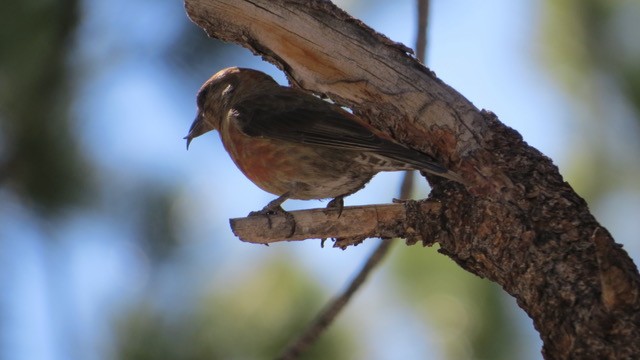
379;147;468;185
432;169;467;185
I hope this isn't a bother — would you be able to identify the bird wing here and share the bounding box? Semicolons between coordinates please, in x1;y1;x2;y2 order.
232;92;449;175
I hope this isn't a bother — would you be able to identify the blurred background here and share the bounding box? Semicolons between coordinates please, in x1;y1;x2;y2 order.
1;0;639;359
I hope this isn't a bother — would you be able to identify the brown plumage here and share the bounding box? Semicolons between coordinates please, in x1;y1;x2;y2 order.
185;67;463;212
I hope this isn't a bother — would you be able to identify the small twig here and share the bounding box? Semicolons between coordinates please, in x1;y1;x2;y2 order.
399;170;415;200
415;0;430;64
277;2;431;358
277;238;394;359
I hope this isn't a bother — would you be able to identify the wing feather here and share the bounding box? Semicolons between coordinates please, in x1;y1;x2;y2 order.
232;91;448;175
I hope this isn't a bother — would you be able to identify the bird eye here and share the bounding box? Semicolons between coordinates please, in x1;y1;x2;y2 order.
196;88;209;109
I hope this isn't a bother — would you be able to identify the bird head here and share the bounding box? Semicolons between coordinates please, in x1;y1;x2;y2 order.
184;67;278;149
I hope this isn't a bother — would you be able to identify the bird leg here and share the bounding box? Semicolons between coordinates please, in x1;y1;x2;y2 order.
320;195;345;247
257;192;290;213
248;192;296;238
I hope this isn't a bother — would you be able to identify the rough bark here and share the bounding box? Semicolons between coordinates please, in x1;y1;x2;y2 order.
184;0;640;358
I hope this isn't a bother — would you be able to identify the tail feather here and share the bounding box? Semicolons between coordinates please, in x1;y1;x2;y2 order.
380;145;468;185
434;169;467;185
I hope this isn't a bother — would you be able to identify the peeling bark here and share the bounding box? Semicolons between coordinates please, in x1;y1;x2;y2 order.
184;0;640;358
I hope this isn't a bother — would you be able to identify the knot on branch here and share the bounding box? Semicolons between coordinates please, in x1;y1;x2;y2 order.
593;227;640;311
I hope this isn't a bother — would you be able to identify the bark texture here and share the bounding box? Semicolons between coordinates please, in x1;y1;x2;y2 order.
184;0;640;358
230;201;440;247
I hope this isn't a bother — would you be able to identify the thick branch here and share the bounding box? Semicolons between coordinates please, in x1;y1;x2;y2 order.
184;1;640;358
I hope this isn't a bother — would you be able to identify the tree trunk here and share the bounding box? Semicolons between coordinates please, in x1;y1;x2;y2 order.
183;0;640;358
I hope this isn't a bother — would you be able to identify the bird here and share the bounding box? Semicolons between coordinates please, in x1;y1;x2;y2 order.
185;67;464;218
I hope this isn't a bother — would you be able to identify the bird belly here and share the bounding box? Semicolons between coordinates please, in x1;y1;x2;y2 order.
221;129;373;200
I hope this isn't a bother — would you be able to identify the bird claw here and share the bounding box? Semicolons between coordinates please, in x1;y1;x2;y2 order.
248;204;296;238
325;196;345;218
320;196;346;247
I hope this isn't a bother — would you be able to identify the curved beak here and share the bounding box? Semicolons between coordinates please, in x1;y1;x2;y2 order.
184;113;205;150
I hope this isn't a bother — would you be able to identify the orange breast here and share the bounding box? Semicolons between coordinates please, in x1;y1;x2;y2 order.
220;121;298;196
218;116;376;200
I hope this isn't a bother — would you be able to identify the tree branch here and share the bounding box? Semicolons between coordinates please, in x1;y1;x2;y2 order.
184;0;640;358
230;201;439;248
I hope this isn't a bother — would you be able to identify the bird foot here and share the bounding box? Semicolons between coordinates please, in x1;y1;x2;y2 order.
320;196;346;247
324;196;345;218
249;204;296;238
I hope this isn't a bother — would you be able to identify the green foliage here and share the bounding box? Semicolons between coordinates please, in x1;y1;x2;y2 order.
541;0;640;199
115;257;354;360
390;244;522;360
0;0;89;214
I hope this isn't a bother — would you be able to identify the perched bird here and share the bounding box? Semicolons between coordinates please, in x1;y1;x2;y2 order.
185;67;463;215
